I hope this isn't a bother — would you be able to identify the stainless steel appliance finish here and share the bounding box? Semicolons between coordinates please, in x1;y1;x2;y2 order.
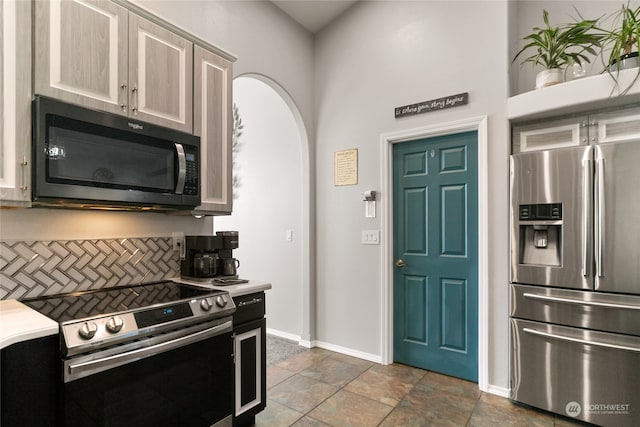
510;147;592;289
509;110;640;426
511;284;640;337
32;96;201;210
22;281;235;427
511;318;640;426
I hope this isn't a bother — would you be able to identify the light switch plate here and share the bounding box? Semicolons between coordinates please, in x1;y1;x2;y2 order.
362;230;380;245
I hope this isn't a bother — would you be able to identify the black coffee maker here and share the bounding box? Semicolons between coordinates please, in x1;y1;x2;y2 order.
181;231;240;279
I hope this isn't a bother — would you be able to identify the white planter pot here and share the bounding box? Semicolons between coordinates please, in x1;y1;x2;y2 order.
612;52;639;71
536;68;564;89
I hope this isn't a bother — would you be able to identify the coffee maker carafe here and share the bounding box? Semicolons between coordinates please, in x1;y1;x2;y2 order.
181;232;239;279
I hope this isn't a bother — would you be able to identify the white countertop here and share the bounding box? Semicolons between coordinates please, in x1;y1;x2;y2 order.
173;278;272;297
0;300;58;350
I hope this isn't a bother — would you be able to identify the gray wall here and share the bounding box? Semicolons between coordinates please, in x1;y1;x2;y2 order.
215;77;304;338
314;0;510;389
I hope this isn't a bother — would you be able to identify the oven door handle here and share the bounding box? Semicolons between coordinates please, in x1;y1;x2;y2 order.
67;320;232;382
523;327;640;353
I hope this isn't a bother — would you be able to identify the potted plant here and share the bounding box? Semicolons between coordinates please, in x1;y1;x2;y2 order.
513;10;602;89
598;2;640;92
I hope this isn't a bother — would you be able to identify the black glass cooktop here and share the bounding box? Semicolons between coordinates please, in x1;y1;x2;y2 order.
21;281;219;323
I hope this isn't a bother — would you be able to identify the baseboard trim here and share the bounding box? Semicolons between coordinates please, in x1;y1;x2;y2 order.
312;340;382;364
486;384;509;398
266;328;301;343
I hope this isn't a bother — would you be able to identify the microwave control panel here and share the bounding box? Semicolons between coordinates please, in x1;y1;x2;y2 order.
184;147;199;196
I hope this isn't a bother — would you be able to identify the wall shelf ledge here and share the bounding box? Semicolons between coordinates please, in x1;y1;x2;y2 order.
508;68;640;122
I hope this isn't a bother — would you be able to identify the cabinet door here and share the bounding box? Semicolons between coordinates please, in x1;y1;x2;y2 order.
234;319;266;418
512;116;589;153
592;106;640;144
34;0;128;115
129;14;193;133
193;46;233;214
0;0;31;206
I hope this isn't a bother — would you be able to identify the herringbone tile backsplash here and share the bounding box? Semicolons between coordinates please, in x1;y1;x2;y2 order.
0;237;179;300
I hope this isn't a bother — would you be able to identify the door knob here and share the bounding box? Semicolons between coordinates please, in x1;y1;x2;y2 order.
395;259;406;268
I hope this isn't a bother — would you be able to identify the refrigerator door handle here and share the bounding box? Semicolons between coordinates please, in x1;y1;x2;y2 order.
523;327;640;353
523;292;640;310
596;158;605;278
582;158;591;277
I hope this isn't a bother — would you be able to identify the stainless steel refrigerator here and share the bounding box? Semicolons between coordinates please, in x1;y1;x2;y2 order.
509;109;640;426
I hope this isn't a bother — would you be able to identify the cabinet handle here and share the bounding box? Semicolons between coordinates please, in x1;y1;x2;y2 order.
19;156;28;191
238;298;262;307
120;83;128;112
131;85;138;115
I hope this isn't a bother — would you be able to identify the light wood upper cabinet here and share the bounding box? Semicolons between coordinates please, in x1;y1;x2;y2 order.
35;0;193;133
128;14;193;133
34;0;128;116
0;0;31;206
193;45;233;214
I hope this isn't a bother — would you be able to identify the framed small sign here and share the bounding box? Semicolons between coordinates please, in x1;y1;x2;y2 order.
334;149;358;186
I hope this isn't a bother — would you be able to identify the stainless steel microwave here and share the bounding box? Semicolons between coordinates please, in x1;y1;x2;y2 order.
32;96;200;210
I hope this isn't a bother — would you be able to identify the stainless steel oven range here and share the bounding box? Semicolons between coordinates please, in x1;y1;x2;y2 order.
22;281;235;427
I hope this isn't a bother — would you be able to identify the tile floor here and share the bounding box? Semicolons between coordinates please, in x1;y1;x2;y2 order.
256;336;590;427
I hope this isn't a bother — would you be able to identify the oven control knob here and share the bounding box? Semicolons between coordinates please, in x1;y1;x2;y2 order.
215;295;227;308
200;298;212;311
78;321;98;340
106;316;124;334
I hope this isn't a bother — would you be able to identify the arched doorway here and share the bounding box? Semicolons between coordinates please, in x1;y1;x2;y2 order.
215;75;312;345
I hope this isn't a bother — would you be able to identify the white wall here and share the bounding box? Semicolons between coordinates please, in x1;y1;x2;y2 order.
215;77;303;337
314;1;510;389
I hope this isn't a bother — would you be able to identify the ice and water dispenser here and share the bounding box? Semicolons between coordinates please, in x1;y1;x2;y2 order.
517;203;562;267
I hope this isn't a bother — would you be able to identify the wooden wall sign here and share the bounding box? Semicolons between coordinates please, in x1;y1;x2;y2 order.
395;92;469;118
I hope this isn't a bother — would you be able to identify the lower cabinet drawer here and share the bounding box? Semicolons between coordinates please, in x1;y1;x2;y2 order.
510;318;640;426
233;292;265;325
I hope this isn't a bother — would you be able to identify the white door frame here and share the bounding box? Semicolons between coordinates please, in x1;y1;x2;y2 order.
380;116;489;392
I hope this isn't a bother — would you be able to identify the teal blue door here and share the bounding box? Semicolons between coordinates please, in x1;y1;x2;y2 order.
393;131;478;382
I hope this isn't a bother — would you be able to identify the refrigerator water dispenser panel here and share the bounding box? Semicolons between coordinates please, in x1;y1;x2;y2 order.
518;204;562;267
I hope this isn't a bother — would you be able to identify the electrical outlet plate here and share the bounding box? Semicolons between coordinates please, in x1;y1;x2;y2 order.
172;232;185;259
362;230;380;245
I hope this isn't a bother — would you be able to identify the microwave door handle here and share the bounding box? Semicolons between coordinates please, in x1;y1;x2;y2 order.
175;143;186;194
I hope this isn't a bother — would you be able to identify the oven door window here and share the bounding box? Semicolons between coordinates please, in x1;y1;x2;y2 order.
46;116;175;193
63;332;233;427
